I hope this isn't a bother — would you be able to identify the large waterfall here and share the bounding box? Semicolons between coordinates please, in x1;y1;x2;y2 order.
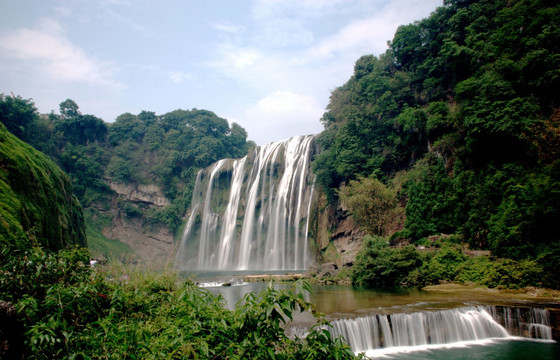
327;306;554;356
174;135;316;271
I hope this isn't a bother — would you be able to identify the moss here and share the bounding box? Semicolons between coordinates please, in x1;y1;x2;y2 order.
321;241;340;263
0;124;86;251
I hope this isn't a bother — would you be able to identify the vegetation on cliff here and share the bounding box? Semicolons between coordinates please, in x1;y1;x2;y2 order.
1;94;255;258
0;123;85;251
313;0;560;288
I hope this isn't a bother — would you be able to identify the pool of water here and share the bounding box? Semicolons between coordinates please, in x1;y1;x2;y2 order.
186;272;558;359
189;272;555;315
373;338;559;360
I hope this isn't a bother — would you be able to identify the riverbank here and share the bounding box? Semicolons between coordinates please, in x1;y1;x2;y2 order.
422;283;560;302
240;272;560;303
241;273;304;282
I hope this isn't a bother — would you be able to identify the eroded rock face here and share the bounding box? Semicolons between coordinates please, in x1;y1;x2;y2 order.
95;180;175;265
107;180;171;207
311;193;364;269
102;215;174;265
551;308;560;342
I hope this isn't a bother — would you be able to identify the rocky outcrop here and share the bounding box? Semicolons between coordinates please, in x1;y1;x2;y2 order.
97;180;174;265
103;215;174;265
311;192;364;269
106;180;170;207
550;308;560;342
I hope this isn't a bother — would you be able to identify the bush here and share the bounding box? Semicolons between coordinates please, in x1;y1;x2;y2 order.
352;235;422;287
422;245;467;284
1;246;358;359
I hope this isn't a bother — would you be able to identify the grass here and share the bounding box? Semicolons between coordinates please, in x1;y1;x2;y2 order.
85;215;135;260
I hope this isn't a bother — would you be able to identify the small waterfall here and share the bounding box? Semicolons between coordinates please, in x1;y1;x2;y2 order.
327;306;554;355
487;306;553;340
174;135;316;271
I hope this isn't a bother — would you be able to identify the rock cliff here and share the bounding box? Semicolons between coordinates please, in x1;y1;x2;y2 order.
107;181;171;208
95;180;175;265
310;191;364;269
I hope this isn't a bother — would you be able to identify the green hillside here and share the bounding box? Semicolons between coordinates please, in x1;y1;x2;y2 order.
313;0;560;288
0;123;86;251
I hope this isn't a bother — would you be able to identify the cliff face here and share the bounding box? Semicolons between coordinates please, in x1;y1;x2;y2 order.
107;181;171;208
97;181;175;264
310;191;364;269
0;124;86;251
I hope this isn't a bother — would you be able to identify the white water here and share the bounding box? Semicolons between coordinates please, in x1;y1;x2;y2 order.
327;306;554;356
174;135;316;271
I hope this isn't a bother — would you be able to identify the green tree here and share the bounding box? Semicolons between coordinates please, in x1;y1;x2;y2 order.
0;94;38;140
352;235;422;287
338;177;401;236
59;98;80;119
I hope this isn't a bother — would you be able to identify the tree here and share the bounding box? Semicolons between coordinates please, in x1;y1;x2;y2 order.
59;99;80;119
0;94;37;140
338;177;402;236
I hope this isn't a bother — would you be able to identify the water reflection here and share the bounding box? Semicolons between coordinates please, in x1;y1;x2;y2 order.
187;272;555;318
186;273;558;358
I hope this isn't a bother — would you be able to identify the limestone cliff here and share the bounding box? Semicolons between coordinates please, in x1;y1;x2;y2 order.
95;180;175;265
107;181;171;207
310;190;365;269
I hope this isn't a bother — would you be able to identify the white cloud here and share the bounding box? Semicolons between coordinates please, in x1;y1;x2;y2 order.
256;91;319;114
169;71;193;83
306;0;439;62
212;21;245;33
251;0;348;21
0;18;123;88
216;44;263;70
236;91;325;145
54;6;72;18
308;17;390;60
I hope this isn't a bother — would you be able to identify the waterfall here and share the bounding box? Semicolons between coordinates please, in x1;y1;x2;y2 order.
327;306;554;355
174;135;316;271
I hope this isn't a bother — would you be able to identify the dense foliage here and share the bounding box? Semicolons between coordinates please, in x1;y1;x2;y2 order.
352;235;550;289
0;114;354;358
0;94;255;255
314;0;560;282
0;245;357;359
0;123;85;251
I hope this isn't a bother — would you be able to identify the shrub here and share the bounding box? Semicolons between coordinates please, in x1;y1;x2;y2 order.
352;235;422;287
1;246;358;359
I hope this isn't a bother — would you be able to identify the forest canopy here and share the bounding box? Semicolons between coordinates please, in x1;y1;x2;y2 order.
0;94;255;235
313;0;560;280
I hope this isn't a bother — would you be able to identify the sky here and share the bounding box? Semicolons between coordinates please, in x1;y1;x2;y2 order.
0;0;442;146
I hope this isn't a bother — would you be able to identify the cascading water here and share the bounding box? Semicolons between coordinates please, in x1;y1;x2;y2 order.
174;135;316;271
327;306;554;355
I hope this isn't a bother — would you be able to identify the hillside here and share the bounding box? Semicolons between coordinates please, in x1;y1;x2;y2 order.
0;95;255;262
0;123;86;251
312;0;560;288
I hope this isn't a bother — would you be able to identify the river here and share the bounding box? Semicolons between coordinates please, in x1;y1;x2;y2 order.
189;272;559;359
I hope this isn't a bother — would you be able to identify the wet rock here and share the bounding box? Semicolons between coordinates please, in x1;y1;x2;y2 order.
550;308;560;342
317;262;339;278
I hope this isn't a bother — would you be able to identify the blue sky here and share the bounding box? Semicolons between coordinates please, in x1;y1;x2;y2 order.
0;0;441;145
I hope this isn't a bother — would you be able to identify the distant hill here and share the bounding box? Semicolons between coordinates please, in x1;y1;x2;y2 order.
0;95;254;262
